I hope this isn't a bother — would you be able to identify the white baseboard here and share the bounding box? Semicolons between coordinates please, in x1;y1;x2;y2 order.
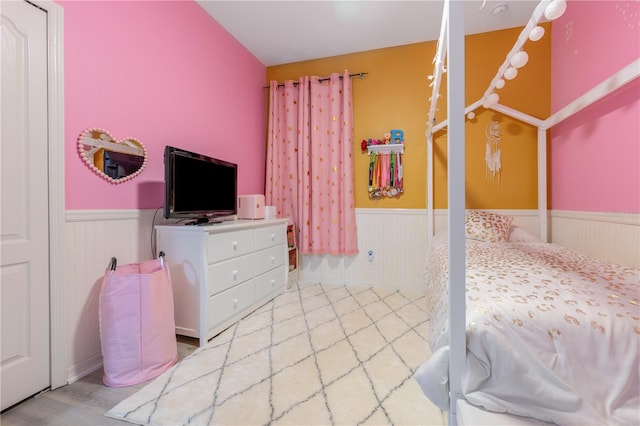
66;353;103;385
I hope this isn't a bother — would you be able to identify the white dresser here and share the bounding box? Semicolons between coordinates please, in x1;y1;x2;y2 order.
155;219;288;346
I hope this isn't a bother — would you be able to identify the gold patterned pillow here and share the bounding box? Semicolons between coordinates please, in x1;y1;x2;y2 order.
465;210;514;242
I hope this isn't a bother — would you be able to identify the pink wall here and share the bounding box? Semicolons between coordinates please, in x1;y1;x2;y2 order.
550;1;639;213
60;0;267;210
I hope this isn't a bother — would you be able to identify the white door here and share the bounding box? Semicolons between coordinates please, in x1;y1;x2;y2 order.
1;0;51;410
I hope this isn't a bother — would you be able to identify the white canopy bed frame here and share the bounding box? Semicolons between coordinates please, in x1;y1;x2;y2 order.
425;1;640;424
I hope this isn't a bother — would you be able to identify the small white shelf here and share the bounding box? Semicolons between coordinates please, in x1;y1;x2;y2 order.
367;143;404;154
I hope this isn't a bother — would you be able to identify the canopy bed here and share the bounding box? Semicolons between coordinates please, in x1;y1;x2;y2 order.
415;1;640;424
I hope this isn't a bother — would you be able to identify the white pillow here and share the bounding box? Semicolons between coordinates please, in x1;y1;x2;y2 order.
508;226;540;242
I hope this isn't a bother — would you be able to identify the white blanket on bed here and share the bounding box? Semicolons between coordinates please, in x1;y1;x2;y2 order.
414;233;640;425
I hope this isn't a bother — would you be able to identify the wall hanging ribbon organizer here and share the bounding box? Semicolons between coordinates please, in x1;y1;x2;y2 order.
361;129;405;199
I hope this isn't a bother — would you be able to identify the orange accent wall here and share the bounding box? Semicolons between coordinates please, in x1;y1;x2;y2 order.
266;24;550;209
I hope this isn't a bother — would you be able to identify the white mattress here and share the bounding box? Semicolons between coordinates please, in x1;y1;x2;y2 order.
415;233;640;425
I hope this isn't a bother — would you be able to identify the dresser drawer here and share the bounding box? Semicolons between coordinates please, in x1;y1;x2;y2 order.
255;265;286;301
255;244;286;276
207;279;255;331
207;254;255;296
255;224;286;251
207;229;254;263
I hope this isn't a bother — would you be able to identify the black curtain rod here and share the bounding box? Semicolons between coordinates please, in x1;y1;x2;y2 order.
263;72;368;89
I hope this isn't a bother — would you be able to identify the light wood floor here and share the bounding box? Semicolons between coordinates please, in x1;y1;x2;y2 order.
1;336;199;426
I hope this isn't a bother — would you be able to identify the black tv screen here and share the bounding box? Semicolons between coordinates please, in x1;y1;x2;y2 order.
164;146;237;223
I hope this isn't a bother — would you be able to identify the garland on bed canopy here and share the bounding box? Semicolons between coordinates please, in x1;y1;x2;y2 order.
426;0;567;132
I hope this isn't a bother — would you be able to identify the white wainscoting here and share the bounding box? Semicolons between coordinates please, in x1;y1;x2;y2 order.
550;210;640;268
63;208;637;383
299;209;540;294
64;209;159;383
300;209;428;294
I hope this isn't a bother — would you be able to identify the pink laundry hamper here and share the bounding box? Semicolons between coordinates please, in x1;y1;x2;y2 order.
98;252;178;387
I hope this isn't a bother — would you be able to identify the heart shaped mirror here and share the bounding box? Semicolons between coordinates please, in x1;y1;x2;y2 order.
77;128;147;184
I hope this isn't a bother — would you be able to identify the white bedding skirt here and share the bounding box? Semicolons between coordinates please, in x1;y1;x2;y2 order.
457;399;552;425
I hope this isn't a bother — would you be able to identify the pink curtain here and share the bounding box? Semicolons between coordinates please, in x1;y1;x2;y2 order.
266;71;358;256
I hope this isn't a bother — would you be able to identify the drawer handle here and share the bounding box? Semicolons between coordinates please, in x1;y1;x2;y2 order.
270;279;275;288
233;298;238;309
232;241;238;250
270;256;275;264
232;270;238;280
270;233;275;241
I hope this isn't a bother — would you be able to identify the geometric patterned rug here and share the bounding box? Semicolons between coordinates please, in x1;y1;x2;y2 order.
105;283;444;425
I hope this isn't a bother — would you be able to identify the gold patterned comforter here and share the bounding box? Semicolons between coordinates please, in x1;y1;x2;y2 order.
414;233;639;425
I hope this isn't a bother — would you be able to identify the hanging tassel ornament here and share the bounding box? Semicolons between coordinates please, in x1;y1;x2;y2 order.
485;120;502;184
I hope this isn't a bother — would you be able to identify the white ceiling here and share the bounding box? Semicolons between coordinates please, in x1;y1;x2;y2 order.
197;1;542;66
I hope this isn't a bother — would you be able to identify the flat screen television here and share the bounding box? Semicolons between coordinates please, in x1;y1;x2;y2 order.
163;145;237;224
